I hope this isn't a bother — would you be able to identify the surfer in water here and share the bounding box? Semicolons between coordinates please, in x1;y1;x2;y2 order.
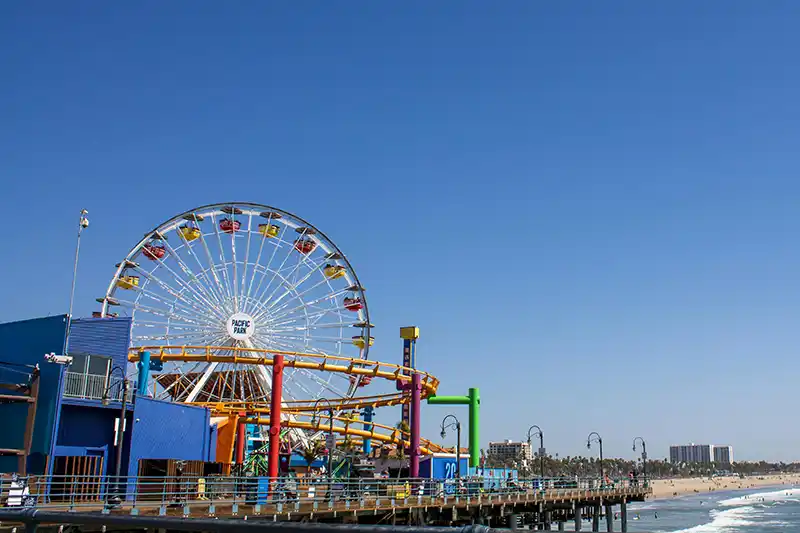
654;512;658;519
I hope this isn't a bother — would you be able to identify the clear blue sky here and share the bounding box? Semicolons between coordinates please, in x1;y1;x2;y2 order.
2;2;800;461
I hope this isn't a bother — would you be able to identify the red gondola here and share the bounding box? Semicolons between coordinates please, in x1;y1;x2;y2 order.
349;375;373;387
343;296;363;312
220;218;241;234
143;243;166;260
294;238;317;254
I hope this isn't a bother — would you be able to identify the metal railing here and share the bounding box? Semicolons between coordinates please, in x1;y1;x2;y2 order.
63;373;132;402
0;474;650;513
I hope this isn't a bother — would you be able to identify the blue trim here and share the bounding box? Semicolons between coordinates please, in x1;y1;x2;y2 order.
47;365;67;467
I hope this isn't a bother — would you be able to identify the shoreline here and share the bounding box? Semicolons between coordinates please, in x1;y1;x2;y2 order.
648;474;800;500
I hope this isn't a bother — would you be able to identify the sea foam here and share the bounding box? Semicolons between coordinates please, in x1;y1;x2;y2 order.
719;487;800;507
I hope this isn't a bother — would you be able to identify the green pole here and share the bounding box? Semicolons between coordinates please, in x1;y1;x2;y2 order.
427;388;481;468
468;388;480;468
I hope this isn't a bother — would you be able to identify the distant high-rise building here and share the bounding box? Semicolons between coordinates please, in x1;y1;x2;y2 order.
713;445;733;465
669;443;733;465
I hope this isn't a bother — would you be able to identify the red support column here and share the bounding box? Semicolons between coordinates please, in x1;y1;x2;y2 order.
235;412;246;465
267;354;285;480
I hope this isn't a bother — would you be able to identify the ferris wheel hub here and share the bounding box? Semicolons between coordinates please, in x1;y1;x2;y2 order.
226;312;256;341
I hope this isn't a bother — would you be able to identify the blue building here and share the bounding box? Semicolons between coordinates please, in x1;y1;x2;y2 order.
0;315;218;483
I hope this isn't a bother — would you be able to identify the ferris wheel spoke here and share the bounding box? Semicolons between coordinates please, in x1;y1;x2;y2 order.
261;276;332;319
244;229;290;317
267;304;346;329
157;332;230;400
238;214;254;310
133;331;220;342
249;282;309;325
158;361;205;399
264;287;350;325
260;240;325;306
138;291;221;329
246;230;298;315
270;321;360;332
229;215;243;312
210;212;236;302
196;222;233;308
161;237;228;311
127;303;220;332
267;333;349;344
243;220;271;312
261;257;331;315
132;269;225;324
175;232;230;308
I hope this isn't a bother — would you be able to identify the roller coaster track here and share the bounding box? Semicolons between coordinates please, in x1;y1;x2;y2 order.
129;346;446;453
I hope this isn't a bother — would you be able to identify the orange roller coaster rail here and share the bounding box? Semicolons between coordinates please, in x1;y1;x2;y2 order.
128;345;440;397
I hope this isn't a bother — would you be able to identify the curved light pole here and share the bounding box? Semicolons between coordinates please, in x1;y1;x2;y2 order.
311;398;336;480
633;436;647;485
526;425;544;479
587;432;604;484
66;209;89;348
440;414;462;478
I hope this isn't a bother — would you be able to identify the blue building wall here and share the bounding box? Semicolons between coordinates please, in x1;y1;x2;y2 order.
67;317;132;371
127;397;213;478
54;403;134;476
0;315;68;473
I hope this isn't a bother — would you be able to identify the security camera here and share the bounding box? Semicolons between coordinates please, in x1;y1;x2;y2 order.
44;353;73;365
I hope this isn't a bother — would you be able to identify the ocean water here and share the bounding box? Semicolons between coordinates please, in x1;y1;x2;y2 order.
627;486;800;532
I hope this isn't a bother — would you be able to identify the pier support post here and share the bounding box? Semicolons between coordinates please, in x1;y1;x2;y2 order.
620;500;627;533
545;509;552;530
574;504;581;532
558;520;565;531
510;513;519;531
592;504;600;532
605;504;613;532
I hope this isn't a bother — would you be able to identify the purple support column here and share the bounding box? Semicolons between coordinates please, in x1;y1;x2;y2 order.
410;372;422;478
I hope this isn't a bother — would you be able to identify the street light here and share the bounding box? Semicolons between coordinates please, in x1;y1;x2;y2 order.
66;209;89;346
311;398;335;480
440;414;461;478
101;366;128;501
587;432;604;484
526;425;544;480
633;437;647;485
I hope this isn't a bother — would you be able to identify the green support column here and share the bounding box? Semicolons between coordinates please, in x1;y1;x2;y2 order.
427;387;480;467
468;387;479;467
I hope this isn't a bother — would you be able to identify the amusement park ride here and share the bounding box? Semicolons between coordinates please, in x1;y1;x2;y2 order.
94;203;480;480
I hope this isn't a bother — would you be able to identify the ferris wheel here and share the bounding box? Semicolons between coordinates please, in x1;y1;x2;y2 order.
97;202;373;406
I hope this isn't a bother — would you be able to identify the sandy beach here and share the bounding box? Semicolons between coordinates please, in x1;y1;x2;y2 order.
649;474;800;499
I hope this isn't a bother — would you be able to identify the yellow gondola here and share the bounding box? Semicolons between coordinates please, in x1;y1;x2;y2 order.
323;264;346;279
117;275;140;290
179;225;201;241
352;335;375;349
258;223;280;238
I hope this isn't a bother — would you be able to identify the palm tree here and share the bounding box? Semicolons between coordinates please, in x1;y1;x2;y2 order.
301;440;325;471
394;421;410;478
